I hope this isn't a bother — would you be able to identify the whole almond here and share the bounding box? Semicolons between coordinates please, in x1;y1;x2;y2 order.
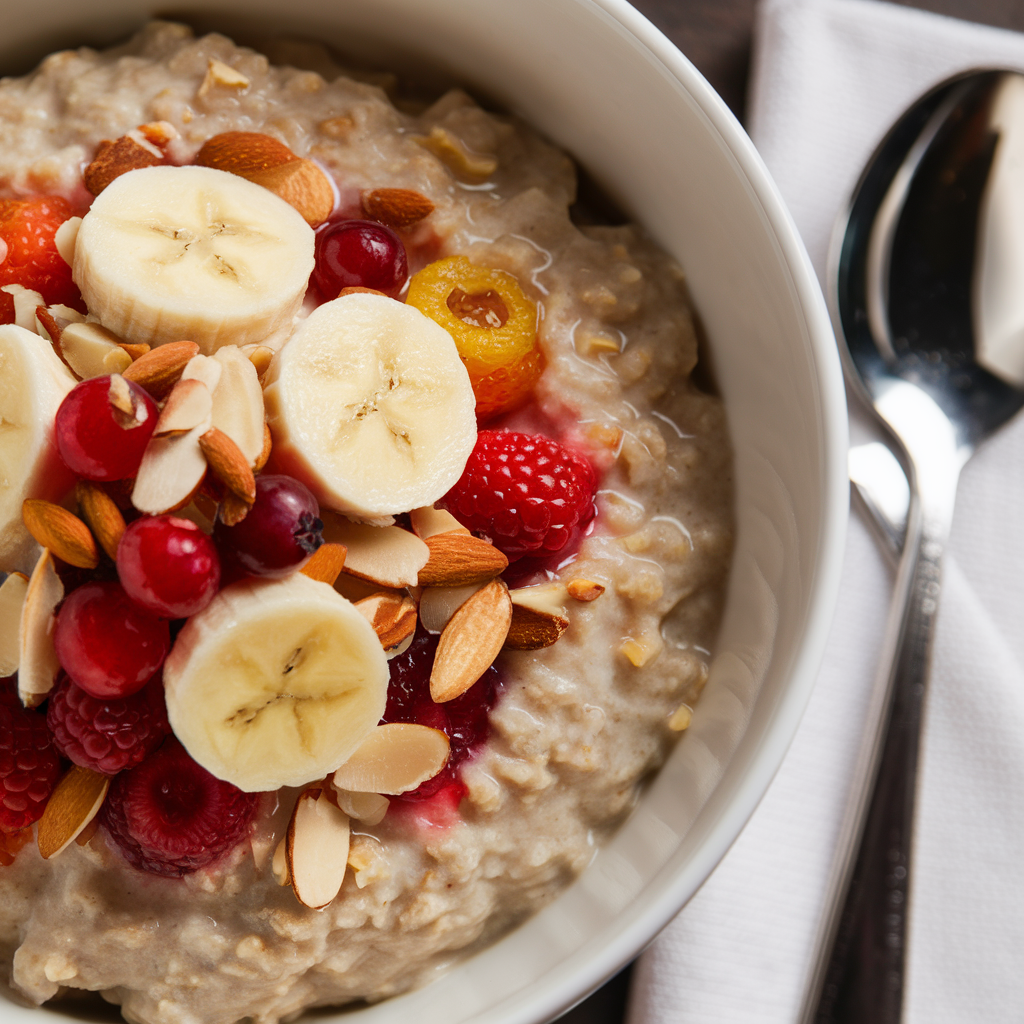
122;341;201;399
76;481;126;561
21;500;99;569
247;159;335;226
361;188;435;230
84;136;163;195
200;427;256;503
37;766;110;860
430;578;511;702
299;543;348;586
418;532;508;587
504;604;569;650
196;131;296;174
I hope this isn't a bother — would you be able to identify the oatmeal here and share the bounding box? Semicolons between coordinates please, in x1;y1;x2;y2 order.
0;22;733;1024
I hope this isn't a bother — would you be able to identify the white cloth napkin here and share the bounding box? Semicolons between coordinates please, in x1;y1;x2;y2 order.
627;1;1024;1021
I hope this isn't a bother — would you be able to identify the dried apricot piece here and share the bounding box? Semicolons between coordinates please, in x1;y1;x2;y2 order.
406;256;542;420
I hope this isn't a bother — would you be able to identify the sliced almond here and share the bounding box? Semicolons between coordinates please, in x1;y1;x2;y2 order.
331;789;389;826
132;425;209;515
37;766;110;860
246;345;274;382
417;532;508;587
60;321;131;380
83;135;163;195
272;837;290;885
3;284;45;331
76;481;126;561
254;421;272;473
107;373;152;431
122;341;201;399
419;581;485;634
180;352;223;393
154;378;213;437
361;188;435;230
299;543;348;586
118;342;151;362
567;578;606;602
197;58;251;97
210;346;265;465
322;514;429;589
332;723;449;795
54;217;82;266
409;506;470;541
18;549;64;707
430;578;511;702
353;591;417;653
136;120;179;148
199;427;256;504
0;572;29;677
286;787;350;910
21;500;99;570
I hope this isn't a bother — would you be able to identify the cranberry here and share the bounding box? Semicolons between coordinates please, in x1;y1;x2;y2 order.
55;376;158;481
117;515;220;618
54;581;170;699
313;219;408;299
214;475;323;579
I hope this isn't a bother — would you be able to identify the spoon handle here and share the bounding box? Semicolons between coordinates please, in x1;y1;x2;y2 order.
803;467;958;1024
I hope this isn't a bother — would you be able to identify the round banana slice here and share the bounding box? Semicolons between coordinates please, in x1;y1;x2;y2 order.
0;325;77;573
73;165;315;354
163;573;389;792
263;292;477;522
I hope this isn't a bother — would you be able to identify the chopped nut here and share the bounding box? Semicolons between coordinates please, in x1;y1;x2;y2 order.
198;58;250;98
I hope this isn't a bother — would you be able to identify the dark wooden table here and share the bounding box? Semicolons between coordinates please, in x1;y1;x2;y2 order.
564;0;1024;1022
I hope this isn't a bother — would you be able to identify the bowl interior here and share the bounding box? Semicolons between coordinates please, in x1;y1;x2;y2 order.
0;2;847;1023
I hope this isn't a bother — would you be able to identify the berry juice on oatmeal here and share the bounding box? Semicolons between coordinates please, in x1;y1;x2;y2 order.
0;21;733;1024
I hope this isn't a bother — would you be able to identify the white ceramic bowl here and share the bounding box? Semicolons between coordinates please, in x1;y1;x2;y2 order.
0;2;848;1022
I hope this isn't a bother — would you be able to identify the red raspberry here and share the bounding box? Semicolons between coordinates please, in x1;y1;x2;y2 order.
100;738;260;877
46;674;170;776
0;196;83;308
440;430;598;560
0;677;61;833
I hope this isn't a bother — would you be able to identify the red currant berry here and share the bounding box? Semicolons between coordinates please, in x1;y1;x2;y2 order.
54;581;170;699
312;219;408;299
213;475;323;579
117;515;221;618
55;375;158;481
100;738;260;877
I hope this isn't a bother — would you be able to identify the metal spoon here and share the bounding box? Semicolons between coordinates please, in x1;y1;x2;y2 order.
801;70;1024;1024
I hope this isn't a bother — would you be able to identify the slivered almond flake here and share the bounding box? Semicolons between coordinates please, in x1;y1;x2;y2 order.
37;766;110;859
0;572;29;677
418;582;484;634
418;532;508;587
322;514;429;589
84;135;162;195
300;543;348;586
122;341;200;399
197;58;251;97
430;578;511;702
60;321;131;380
409;506;469;540
132;425;209;515
361;188;435;230
106;373;150;430
18;549;64;708
21;500;98;570
332;789;389;826
286;787;350;909
353;591;417;652
199;427;256;503
210;346;265;465
180;352;222;393
567;578;606;602
254;422;272;472
333;724;449;795
76;482;126;561
155;378;213;437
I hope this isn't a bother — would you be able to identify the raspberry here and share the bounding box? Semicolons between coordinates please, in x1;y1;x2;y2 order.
101;738;260;877
440;430;598;560
0;677;61;833
0;196;83;308
46;674;170;776
382;631;500;802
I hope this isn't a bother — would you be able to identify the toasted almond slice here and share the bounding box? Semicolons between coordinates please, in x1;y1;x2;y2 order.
198;58;251;97
60;321;131;380
361;188;435;230
333;723;449;795
37;766;110;860
417;532;508;587
210;346;265;465
299;543;348;586
180;352;223;393
322;514;429;589
353;591;417;653
287;787;350;910
0;572;29;677
132;424;209;515
154;378;213;437
506;582;570;650
21;500;99;570
122;341;201;399
18;549;64;707
199;427;256;503
331;789;389;826
272;837;290;885
430;578;511;702
419;581;485;634
409;506;470;541
567;578;606;602
54;217;82;266
254;421;272;473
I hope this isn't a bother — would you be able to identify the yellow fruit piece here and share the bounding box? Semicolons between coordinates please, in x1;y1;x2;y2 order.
406;256;543;419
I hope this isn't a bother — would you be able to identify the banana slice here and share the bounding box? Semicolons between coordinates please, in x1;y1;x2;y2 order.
163;573;389;792
73;165;315;354
264;292;477;522
0;324;77;573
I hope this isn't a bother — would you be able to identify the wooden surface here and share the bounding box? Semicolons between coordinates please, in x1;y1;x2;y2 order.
566;0;1016;1021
